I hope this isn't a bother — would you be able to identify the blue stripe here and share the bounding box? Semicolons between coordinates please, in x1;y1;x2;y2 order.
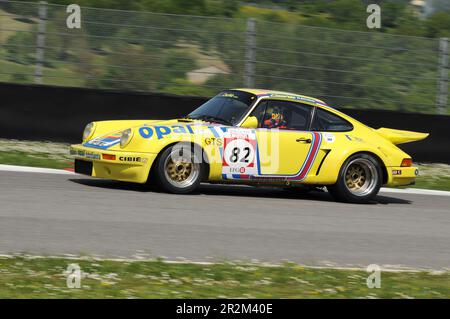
301;133;322;178
208;126;220;138
256;143;261;175
295;133;316;176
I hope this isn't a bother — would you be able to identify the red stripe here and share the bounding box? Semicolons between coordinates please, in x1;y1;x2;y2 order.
290;132;320;180
301;132;320;177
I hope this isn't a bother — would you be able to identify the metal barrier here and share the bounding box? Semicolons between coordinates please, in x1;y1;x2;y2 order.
0;0;448;114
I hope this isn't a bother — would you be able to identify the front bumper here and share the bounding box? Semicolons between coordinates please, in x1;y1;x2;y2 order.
70;144;157;183
387;166;419;187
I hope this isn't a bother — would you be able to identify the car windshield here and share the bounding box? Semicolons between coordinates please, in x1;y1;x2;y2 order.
187;90;257;126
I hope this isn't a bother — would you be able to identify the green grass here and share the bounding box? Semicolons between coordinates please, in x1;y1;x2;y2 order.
0;150;71;169
0;139;72;169
409;164;450;191
0;256;448;298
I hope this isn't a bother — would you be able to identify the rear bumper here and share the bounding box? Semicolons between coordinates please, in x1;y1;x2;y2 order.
70;144;157;183
386;166;419;187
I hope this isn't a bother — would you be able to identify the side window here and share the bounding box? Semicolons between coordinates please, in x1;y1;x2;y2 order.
259;100;312;130
311;108;353;132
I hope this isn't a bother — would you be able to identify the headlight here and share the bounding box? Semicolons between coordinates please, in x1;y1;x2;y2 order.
83;122;95;141
120;128;133;148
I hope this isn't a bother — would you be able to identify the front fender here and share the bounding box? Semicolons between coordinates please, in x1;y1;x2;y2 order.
122;124;225;180
83;120;160;143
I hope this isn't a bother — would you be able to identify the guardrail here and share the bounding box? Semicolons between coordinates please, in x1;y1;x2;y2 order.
0;0;448;114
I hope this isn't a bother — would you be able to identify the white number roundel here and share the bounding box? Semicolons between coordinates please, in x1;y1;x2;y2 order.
223;138;255;167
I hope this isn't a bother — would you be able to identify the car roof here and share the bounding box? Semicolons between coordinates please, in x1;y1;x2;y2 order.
234;88;328;107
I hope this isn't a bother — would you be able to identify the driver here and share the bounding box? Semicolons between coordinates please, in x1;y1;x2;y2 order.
263;107;288;129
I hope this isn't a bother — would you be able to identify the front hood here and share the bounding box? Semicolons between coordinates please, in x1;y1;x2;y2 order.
83;118;226;151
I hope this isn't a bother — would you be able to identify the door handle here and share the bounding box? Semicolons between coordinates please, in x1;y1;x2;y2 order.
296;138;312;143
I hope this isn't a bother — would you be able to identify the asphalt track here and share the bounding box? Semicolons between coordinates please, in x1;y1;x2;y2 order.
0;170;449;269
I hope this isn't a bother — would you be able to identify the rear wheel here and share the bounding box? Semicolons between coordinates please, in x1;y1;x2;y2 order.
154;143;204;194
327;153;382;203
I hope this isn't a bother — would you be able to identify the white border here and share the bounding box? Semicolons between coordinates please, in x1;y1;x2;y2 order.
0;164;74;175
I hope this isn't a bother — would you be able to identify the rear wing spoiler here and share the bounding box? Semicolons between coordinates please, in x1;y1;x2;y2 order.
375;127;429;145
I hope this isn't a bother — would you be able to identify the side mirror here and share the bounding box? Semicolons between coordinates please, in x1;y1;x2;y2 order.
241;116;258;129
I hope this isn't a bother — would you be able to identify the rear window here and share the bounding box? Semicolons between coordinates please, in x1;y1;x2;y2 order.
311;108;353;132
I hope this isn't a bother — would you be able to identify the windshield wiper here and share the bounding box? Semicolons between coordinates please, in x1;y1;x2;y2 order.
190;115;232;126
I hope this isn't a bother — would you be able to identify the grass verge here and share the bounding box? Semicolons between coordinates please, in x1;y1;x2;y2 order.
0;139;449;191
0;256;448;298
0;139;72;169
409;163;450;191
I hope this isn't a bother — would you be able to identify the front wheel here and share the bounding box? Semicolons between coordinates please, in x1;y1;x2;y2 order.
154;143;204;194
327;154;382;203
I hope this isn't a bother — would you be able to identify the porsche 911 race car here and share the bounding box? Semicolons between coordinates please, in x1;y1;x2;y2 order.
70;89;428;203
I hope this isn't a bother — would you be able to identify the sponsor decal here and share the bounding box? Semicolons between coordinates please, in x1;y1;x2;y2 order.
324;133;335;143
85;151;100;160
204;137;223;146
70;148;83;156
138;124;204;139
70;148;100;160
221;129;258;179
257;93;327;106
392;170;402;175
219;92;239;99
118;156;146;163
83;132;121;150
139;126;154;139
345;134;363;142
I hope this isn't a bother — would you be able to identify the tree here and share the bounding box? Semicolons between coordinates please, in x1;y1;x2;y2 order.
425;12;450;38
5;31;34;65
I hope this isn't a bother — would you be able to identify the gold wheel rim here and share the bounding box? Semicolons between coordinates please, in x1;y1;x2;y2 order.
166;158;193;183
163;146;200;188
343;158;378;197
345;164;367;191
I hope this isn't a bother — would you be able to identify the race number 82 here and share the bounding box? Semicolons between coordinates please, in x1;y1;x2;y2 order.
223;139;255;167
230;146;250;163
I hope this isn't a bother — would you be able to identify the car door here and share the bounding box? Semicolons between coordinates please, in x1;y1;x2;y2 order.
249;100;317;178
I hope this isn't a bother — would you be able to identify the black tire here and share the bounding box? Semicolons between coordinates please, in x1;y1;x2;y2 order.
327;153;382;204
154;143;204;194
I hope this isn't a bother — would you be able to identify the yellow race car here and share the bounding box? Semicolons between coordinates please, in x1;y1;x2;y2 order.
70;89;428;203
